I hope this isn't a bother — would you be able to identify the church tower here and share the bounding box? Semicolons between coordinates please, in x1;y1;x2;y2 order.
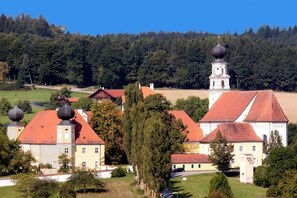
57;105;76;169
209;44;230;109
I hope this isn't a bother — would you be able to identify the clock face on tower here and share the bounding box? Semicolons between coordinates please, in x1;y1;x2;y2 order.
215;67;221;76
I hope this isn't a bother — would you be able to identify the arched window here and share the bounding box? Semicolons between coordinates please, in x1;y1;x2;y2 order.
212;81;215;86
221;80;225;88
221;68;224;74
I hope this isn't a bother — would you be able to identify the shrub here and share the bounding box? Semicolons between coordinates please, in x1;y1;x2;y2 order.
111;166;127;178
17;100;32;113
30;178;60;198
0;97;12;115
208;191;228;198
209;173;233;198
266;185;281;198
253;166;270;187
60;182;76;198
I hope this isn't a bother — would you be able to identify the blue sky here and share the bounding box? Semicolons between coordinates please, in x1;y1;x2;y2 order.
1;0;296;35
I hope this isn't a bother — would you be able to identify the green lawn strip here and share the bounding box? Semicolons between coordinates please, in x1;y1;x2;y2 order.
169;173;267;198
0;174;143;198
0;186;23;198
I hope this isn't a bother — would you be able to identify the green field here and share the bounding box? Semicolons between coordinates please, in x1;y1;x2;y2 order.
0;174;144;198
169;173;267;198
0;88;88;124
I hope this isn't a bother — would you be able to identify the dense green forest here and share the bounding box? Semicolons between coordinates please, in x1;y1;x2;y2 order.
0;14;297;91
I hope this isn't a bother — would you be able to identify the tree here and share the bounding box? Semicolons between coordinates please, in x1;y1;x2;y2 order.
123;83;143;162
60;86;72;98
67;169;105;193
209;173;233;198
17;100;32;113
288;123;297;145
72;97;93;111
91;100;124;165
174;96;209;122
274;170;297;198
209;131;234;172
0;97;12;115
264;130;283;165
58;153;71;173
267;147;297;186
12;173;37;198
253;166;270;187
0;61;10;81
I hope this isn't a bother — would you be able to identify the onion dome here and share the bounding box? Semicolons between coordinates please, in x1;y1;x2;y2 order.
8;106;24;122
211;44;226;59
57;105;75;120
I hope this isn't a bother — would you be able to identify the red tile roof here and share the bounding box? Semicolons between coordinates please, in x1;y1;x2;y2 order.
244;90;288;122
199;123;262;143
141;86;156;98
200;90;287;123
171;153;210;163
169;110;204;142
68;97;79;102
18;110;104;145
200;91;257;122
88;89;124;100
105;90;125;98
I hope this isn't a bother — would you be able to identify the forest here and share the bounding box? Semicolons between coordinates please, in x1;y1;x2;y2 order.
0;14;297;91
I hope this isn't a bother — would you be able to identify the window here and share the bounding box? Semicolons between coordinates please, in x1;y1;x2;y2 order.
198;164;201;168
239;146;243;152
231;159;235;164
82;148;86;154
263;135;267;144
65;148;69;153
82;162;86;168
221;80;225;88
173;165;176;169
191;164;194;169
252;146;256;151
95;161;99;168
212;81;215;86
95;148;99;154
182;165;185;169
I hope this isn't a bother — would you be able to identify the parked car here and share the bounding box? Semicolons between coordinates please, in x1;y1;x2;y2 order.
172;167;185;172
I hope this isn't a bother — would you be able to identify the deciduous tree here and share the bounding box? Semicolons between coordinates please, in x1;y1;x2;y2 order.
209;131;234;172
91;100;124;165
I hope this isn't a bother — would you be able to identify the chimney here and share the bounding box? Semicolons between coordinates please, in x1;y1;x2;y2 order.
149;83;154;90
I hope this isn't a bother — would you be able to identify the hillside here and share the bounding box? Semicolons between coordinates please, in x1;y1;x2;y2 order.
155;89;297;123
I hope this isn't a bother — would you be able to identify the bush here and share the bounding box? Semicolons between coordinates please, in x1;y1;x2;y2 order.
209;173;233;198
17;100;32;113
266;185;281;198
253;166;270;187
30;178;60;198
60;182;76;198
111;166;127;178
0;97;12;115
0;82;30;91
208;191;228;198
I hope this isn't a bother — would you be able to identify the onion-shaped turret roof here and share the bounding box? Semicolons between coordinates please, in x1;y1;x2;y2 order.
57;105;75;120
8;106;24;122
211;43;226;59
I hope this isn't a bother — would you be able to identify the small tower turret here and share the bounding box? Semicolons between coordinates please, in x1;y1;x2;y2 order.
6;106;24;140
209;44;230;109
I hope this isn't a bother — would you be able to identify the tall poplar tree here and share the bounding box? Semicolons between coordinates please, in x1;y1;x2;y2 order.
123;83;143;162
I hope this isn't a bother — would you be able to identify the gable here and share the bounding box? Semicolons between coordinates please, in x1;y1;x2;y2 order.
88;89;114;100
244;91;288;122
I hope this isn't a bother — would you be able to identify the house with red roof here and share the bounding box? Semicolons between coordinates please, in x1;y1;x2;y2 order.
6;105;105;171
197;44;288;168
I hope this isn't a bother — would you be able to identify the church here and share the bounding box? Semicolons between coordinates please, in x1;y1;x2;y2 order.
172;44;288;170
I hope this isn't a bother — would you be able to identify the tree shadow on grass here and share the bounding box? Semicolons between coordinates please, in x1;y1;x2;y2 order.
169;180;193;198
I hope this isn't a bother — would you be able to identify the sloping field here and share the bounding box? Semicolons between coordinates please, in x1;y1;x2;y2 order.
155;89;297;123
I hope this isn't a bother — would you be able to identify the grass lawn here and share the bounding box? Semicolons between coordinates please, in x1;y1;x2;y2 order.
169;173;267;198
0;88;88;124
0;186;23;198
0;174;144;198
